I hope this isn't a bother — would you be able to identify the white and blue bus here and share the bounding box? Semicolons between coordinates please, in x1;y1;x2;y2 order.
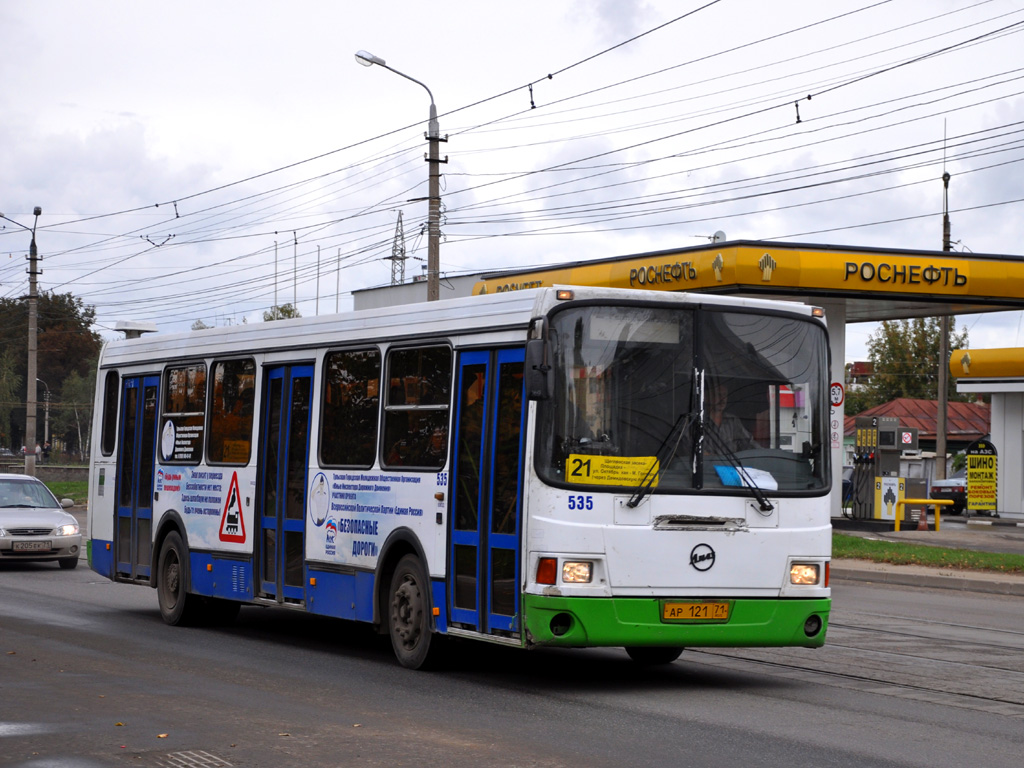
87;286;832;668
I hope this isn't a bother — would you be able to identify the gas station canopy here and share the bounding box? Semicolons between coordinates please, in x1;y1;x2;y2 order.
472;240;1024;322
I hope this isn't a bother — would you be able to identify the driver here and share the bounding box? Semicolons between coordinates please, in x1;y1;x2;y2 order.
707;382;756;452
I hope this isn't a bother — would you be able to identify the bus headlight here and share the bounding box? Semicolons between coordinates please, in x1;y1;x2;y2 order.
789;563;820;586
562;561;592;583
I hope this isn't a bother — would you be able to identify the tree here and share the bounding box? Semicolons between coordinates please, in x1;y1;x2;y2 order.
263;303;301;322
842;372;873;418
54;363;97;461
0;290;102;449
845;318;969;415
0;350;22;448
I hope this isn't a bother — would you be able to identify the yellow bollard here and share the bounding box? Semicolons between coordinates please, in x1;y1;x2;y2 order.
895;499;953;532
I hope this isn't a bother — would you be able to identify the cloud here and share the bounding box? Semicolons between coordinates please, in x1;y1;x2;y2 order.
576;0;658;46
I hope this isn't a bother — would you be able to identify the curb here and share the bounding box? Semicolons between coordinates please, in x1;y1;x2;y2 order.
966;518;1024;529
831;563;1024;597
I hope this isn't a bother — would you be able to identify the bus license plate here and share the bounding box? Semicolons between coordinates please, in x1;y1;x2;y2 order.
662;601;731;622
13;541;50;552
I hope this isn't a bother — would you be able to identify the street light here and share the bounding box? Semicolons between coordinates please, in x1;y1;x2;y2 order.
355;50;445;301
0;206;42;476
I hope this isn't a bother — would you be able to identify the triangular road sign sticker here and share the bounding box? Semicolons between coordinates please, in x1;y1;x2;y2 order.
219;472;246;543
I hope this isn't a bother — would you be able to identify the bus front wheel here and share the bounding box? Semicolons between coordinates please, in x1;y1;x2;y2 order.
157;531;203;626
625;646;684;665
388;554;438;669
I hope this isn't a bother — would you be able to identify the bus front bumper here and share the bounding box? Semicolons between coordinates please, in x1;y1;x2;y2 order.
522;594;830;648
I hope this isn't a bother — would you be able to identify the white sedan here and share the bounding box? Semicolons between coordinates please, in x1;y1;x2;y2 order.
0;474;81;569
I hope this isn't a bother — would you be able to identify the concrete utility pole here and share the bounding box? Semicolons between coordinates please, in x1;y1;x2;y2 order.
0;207;42;476
936;172;952;480
425;108;445;301
356;50;446;300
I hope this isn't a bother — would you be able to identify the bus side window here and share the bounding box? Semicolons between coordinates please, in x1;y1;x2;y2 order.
161;363;207;464
382;346;451;469
321;348;381;468
100;370;120;456
208;358;256;464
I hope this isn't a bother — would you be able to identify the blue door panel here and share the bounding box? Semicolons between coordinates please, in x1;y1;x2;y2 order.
258;365;313;604
448;348;525;635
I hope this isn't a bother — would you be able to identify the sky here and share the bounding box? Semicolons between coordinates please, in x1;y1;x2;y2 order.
2;0;1023;363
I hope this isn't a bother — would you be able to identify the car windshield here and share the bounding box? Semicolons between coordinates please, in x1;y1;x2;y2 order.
0;478;59;508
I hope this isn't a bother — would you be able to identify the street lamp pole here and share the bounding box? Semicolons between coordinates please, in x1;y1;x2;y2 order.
0;207;42;476
355;50;446;301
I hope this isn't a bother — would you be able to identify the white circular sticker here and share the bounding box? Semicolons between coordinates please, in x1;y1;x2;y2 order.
161;420;176;461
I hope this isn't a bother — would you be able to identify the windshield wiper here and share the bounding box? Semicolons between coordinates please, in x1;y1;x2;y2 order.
703;426;774;513
626;412;696;508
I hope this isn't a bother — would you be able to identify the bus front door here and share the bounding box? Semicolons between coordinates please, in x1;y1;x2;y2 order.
257;365;313;604
115;375;159;582
449;348;525;636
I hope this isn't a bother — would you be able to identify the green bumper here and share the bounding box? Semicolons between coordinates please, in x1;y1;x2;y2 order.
523;594;830;648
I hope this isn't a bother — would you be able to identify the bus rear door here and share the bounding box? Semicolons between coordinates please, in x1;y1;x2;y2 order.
449;348;526;636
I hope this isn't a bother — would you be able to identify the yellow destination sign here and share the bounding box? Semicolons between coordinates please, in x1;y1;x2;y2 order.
567;454;658;486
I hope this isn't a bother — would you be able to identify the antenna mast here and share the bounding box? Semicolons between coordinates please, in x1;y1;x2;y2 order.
389;211;407;285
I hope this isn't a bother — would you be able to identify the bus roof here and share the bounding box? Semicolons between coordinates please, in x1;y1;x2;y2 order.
99;285;823;369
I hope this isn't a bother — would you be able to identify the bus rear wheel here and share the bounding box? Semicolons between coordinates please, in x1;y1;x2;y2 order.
388;554;438;669
157;531;203;626
625;646;684;665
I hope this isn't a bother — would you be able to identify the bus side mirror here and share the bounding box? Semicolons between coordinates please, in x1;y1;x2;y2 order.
525;339;552;401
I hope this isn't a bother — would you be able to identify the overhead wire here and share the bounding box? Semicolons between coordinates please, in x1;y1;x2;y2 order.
11;1;1022;329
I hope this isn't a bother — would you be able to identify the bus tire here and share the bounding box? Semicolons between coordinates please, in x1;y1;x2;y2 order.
157;531;203;626
625;646;684;665
388;554;438;669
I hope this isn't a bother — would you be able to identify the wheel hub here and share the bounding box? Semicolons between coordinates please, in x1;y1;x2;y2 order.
392;578;422;648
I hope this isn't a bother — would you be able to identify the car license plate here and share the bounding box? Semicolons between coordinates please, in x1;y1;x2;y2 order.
662;601;731;622
13;541;51;552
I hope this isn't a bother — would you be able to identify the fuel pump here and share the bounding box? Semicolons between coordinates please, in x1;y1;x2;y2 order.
850;416;918;521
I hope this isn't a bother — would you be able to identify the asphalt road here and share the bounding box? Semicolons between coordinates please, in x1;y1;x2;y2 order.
2;558;1022;768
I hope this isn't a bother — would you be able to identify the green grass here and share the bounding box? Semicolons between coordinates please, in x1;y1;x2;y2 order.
833;532;1024;574
44;480;89;506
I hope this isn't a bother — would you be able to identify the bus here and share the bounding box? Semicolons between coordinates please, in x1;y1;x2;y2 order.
87;285;832;668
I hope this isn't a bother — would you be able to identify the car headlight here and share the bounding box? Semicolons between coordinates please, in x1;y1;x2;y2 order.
56;523;79;537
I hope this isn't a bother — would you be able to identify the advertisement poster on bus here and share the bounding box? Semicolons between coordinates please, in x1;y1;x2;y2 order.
306;469;445;567
155;466;253;552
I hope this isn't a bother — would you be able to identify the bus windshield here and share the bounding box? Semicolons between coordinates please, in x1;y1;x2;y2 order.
536;304;830;495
